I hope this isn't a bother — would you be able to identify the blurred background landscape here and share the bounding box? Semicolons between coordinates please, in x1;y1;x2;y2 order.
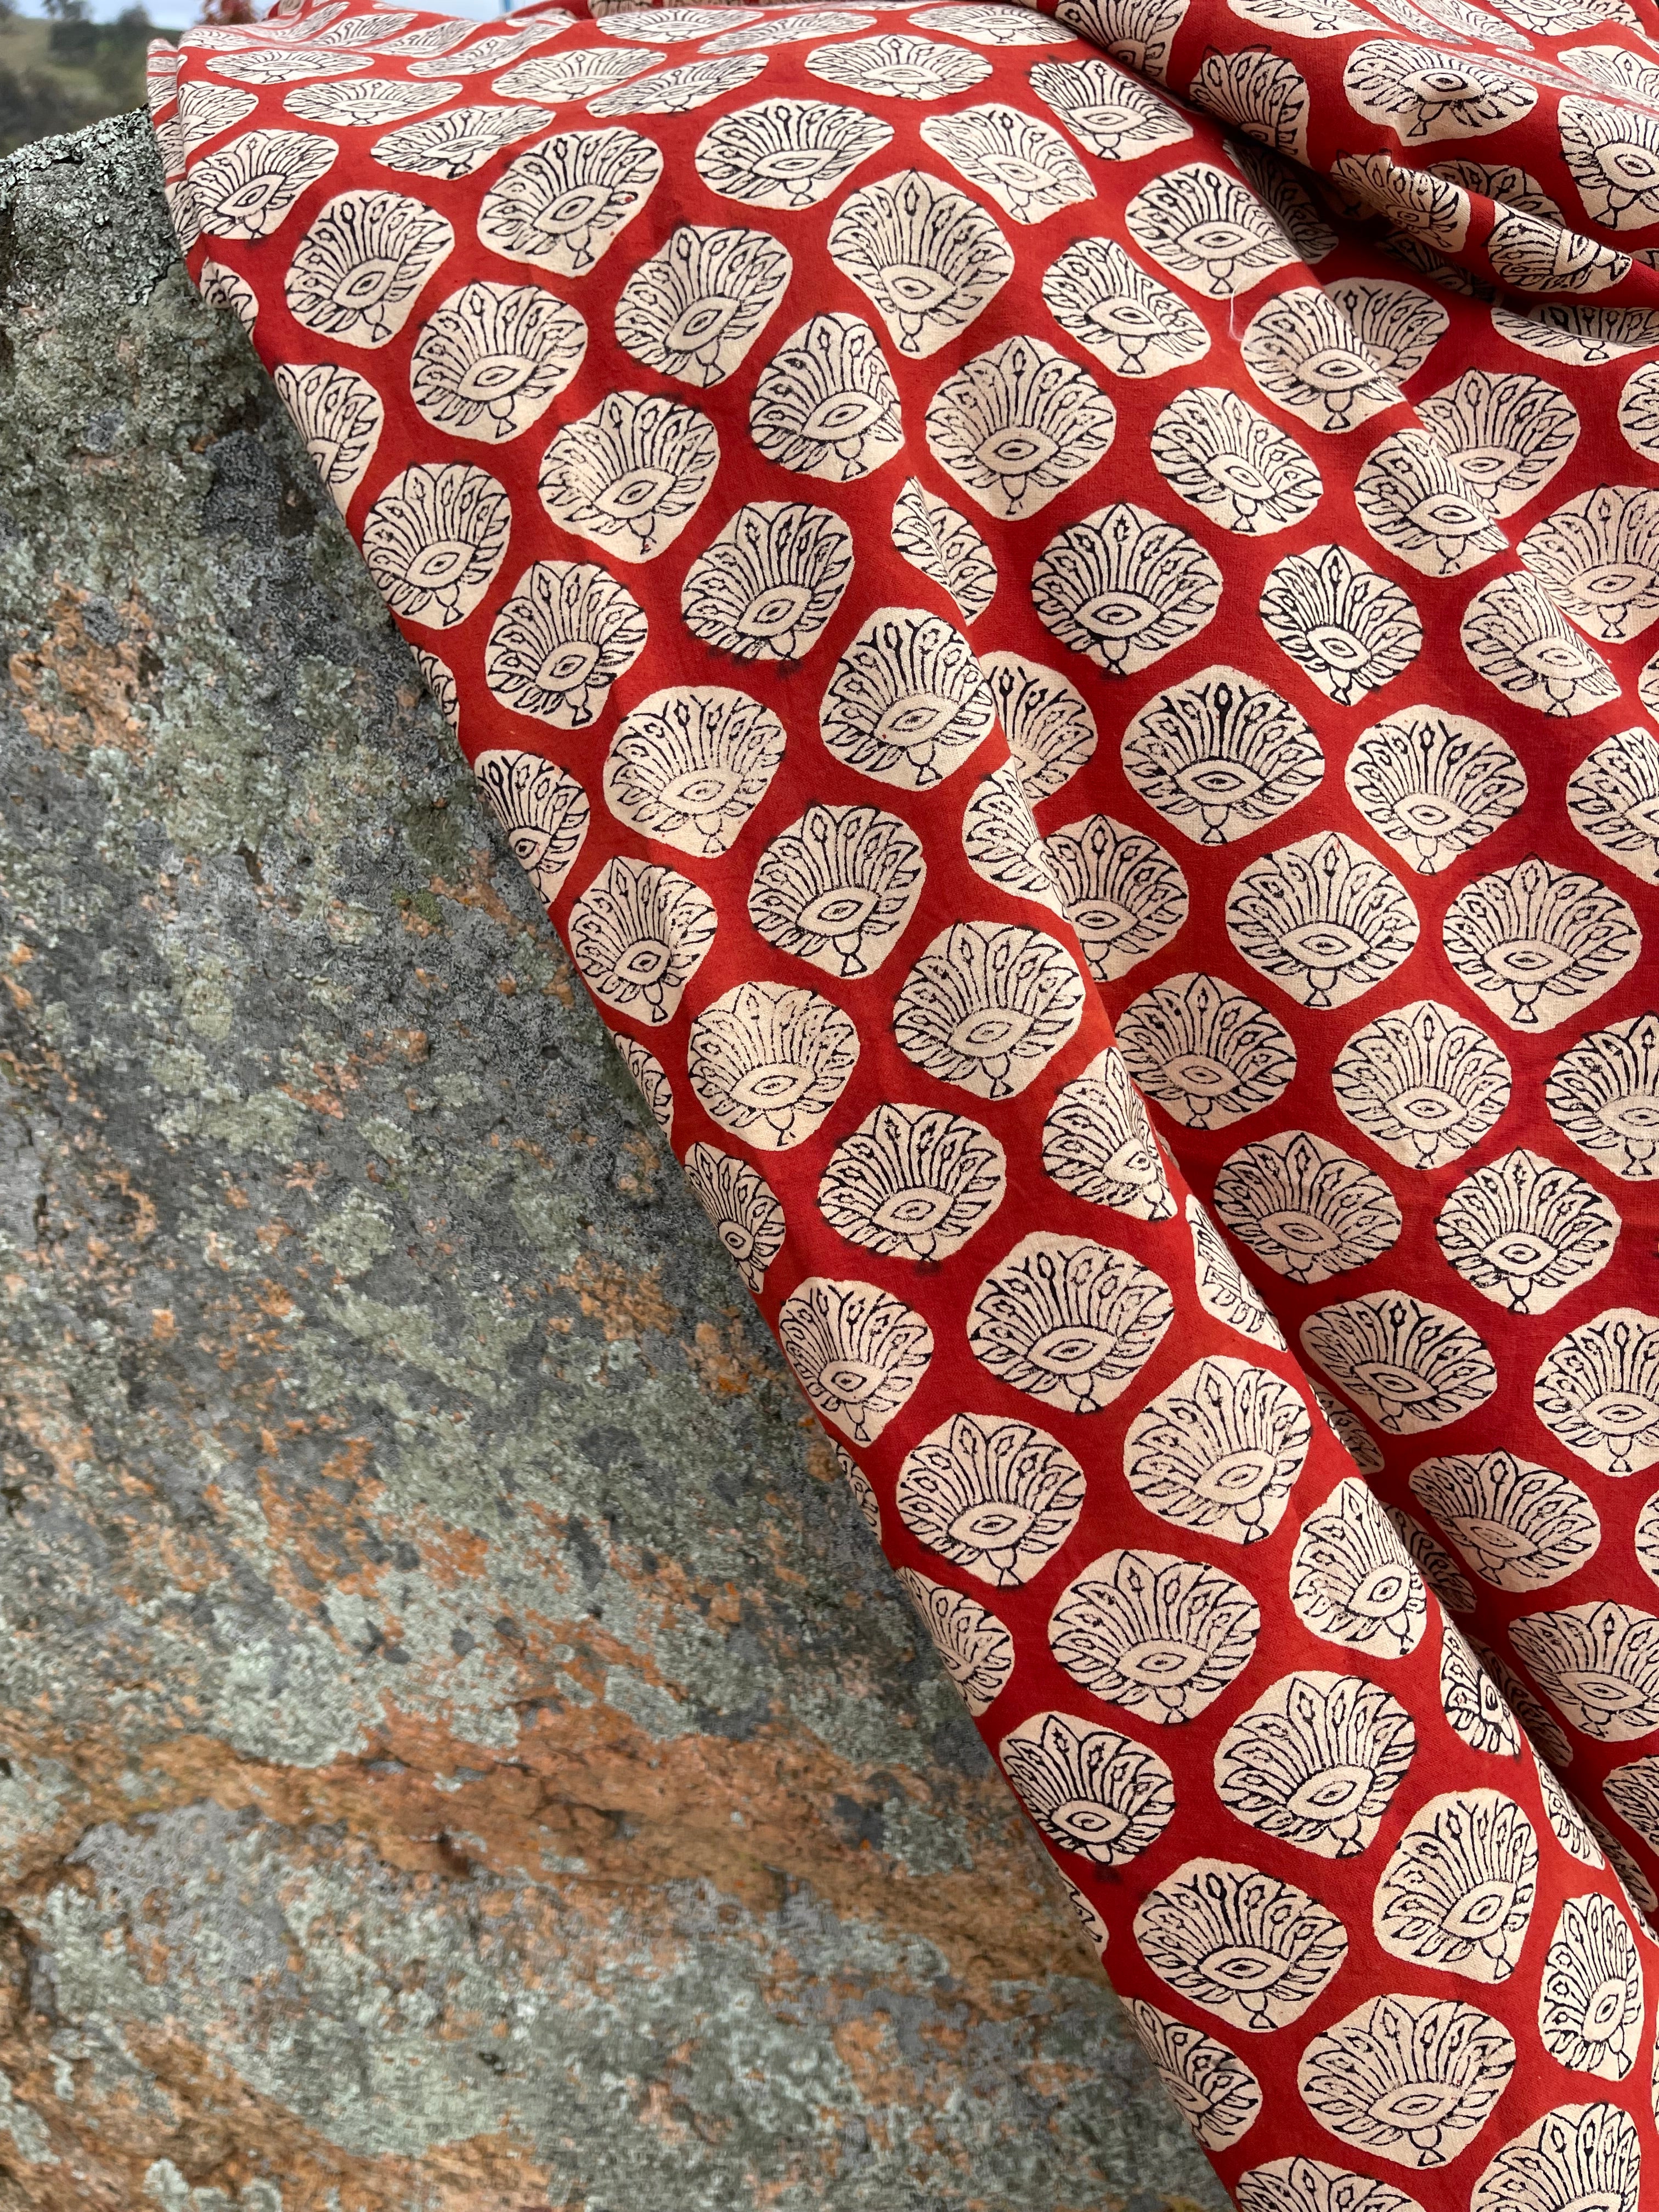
1;0;176;158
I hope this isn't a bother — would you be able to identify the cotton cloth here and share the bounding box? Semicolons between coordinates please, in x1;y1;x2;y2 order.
149;0;1659;2197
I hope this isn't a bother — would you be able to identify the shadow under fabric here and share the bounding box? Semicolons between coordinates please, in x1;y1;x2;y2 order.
146;0;1659;2198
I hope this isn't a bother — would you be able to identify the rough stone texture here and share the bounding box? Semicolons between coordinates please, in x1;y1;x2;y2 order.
0;110;1224;2212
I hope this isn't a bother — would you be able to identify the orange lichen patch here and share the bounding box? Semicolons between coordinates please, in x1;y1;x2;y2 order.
831;2015;919;2109
555;1255;676;1344
7;584;156;763
684;1316;781;1399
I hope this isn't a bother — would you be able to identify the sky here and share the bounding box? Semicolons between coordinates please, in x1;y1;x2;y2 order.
14;0;505;27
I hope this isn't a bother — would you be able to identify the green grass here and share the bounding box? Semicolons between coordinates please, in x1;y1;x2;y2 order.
0;9;178;160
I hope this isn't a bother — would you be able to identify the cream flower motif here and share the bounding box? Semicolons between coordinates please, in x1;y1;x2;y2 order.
1471;2102;1641;2212
1436;1150;1617;1314
833;1439;881;1542
1290;1478;1428;1658
272;362;382;508
1051;0;1189;81
1127;2000;1262;2153
1237;2158;1424;2212
912;2;1072;41
1117;970;1295;1131
1150;387;1322;537
694;97;892;210
539;391;719;565
603;686;785;858
285;189;452;347
1297;1996;1514;2169
1354;428;1504;577
1125;161;1296;298
1443;858;1639;1032
1433;160;1629;295
893;923;1084;1100
1125;1357;1309;1545
484;562;647;730
1357;718;1528;893
897;1412;1085;1584
1214;1130;1400;1285
804;29;991;99
1534;1310;1659;1476
682;1144;785;1291
1535;1752;1606;1871
198;259;259;337
1548;1014;1659;1181
1441;1621;1522;1756
749;313;904;482
413;650;456;735
1049;1548;1259;1723
1228;139;1336;266
896;1569;1014;1716
1560;94;1659;230
689;982;858;1149
614;223;792;388
472;750;589;907
1026;57;1192;161
1312;1384;1383;1475
1539;1895;1644;2080
1227;832;1419;1010
1043;812;1188;984
1474;1634;1572;1769
1521;485;1659;648
1240;286;1403;436
477;128;662;277
596;6;754;42
588;54;770;117
777;1277;932;1442
919;101;1094;224
1001;1711;1175;1863
1122;667;1322;846
749;804;923;979
1344;39;1534;141
1418;370;1579;518
1460;571;1620;718
208;44;373;83
1059;1875;1110;1960
1189;1198;1285;1349
969;1231;1172;1414
962;763;1063;913
1040;235;1210;379
282;80;458;132
1374;1791;1538;1983
613;1033;674;1141
1604;1757;1659;1852
1215;1671;1415;1858
361;464;510;629
1511;1600;1659;1741
819;1103;1005;1261
189;125;336;239
828;168;1013;358
925;336;1114;521
1302;1293;1497;1435
409;282;584;444
1136;1860;1346;2033
490;46;662;100
569;856;717;1026
1033;503;1221;677
1409;1452;1600;1592
890;479;996;627
1191;43;1310;159
821;610;996;788
1331;1000;1510;1171
1324;274;1448;380
1566;726;1659;886
979;653;1096;803
370;103;550;180
1041;1047;1177;1222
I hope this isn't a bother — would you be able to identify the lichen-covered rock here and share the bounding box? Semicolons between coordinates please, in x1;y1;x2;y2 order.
0;109;1220;2212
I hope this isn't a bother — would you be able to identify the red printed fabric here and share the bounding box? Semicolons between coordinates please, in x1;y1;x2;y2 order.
148;0;1659;2197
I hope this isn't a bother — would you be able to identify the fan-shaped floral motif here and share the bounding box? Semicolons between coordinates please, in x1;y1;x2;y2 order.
1032;503;1222;677
1040;235;1211;379
748;804;924;979
1511;1600;1659;1740
281;75;458;127
1493;299;1659;368
1418;370;1579;518
1236;2158;1425;2212
1566;726;1659;886
924;336;1113;521
969;1231;1172;1413
694;96;891;210
1190;43;1309;159
483;562;646;733
614;223;791;388
612;1032;674;1142
208;44;372;84
1289;1477;1427;1658
683;1144;786;1291
177;80;258;154
371;15;473;57
490;46;662;102
1388;1509;1474;1616
1536;1754;1606;1871
1060;1876;1110;1960
197;258;259;335
896;1569;1014;1716
891;478;997;627
1221;1670;1418;1867
1538;1895;1644;2079
472;748;590;906
898;1411;1085;1584
1587;1817;1656;1921
1118;970;1295;1131
1410;1452;1600;1592
819;1102;1005;1260
689;980;859;1148
408;21;564;73
596;6;755;43
827;168;1013;358
821;608;996;788
361;462;509;628
1125;1357;1309;1545
1618;360;1659;477
476;128;662;278
1331;1000;1511;1171
1050;1548;1259;1723
1299;1996;1515;2170
1441;1621;1523;1754
1471;2103;1642;2212
1214;1131;1400;1285
1302;1293;1497;1435
804;29;991;98
569;855;717;1027
284;188;452;346
1257;544;1421;707
1125;160;1295;298
919;101;1094;225
1560;94;1659;229
1460;569;1621;718
1136;1860;1346;2033
747;312;903;485
1353;428;1504;577
1027;56;1191;160
538;390;719;562
682;501;853;663
962;763;1063;913
1521;485;1659;647
1187;1197;1284;1348
1535;1310;1659;1477
1313;1384;1385;1475
1127;1999;1262;2152
1001;1710;1176;1861
913;1;1071;41
1042;1046;1177;1221
408;281;584;445
1122;667;1322;846
1604;1756;1659;1851
1324;274;1448;382
1148;387;1322;537
1345;709;1526;877
1228;137;1337;264
1344;40;1535;142
1227;832;1419;1011
1548;1014;1659;1181
1240;286;1403;436
703;10;877;53
1437;1150;1617;1315
777;1276;933;1442
1374;1791;1537;1983
1475;1638;1574;1773
589;54;770;117
1042;812;1188;984
978;653;1094;803
834;1439;880;1540
272;361;382;507
370;103;549;180
1442;857;1639;1031
604;686;785;858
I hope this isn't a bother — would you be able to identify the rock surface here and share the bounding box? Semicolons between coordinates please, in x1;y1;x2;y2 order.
0;109;1222;2212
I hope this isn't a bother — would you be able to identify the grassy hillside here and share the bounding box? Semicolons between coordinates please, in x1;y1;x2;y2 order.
0;8;178;159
